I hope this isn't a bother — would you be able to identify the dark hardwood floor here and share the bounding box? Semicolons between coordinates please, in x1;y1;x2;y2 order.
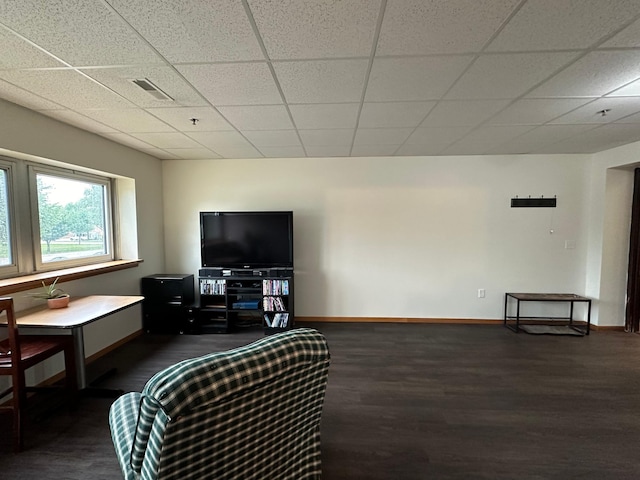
2;323;640;479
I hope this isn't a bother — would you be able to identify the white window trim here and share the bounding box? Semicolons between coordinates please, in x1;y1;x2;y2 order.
27;164;115;273
0;157;20;277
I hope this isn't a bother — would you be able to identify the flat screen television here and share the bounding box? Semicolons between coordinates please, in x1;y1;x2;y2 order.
200;211;293;269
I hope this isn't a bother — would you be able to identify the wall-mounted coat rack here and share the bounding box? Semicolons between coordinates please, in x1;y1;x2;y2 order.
511;196;557;208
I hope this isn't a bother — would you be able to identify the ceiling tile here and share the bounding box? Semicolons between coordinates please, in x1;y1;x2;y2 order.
217;105;293;130
0;80;63;110
365;56;473;102
600;17;640;48
0;69;134;109
404;126;473;146
78;108;177;133
146;106;232;132
528;51;640;98
537;124;640;153
108;0;264;62
607;78;640;97
421;100;511;127
289;104;360;129
489;124;599;154
550;97;640;124
187;130;246;146
395;143;450;156
186;131;262;156
41;109;118;133
258;146;306;158
0;27;63;68
208;144;263;159
275;59;368;103
249;0;381;59
131;132;202;149
177;63;282;106
487;0;640;52
442;125;535;154
445;52;578;100
163;148;221;160
359;102;436;128
305;145;351;157
377;0;519;55
81;66;206;108
350;145;399;156
396;127;471;155
299;129;354;146
615;111;640;123
488;98;594;125
242;130;301;147
101;133;156;150
354;128;413;145
139;148;179;160
0;0;161;66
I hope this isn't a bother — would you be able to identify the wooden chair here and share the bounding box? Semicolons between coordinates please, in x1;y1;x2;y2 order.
0;297;78;452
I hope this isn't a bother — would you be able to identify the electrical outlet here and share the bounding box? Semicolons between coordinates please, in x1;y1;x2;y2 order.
478;288;485;298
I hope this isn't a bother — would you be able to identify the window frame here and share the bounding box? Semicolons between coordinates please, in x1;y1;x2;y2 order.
27;164;116;273
0;157;20;277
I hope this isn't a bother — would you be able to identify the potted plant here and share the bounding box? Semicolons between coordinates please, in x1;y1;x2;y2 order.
28;277;70;309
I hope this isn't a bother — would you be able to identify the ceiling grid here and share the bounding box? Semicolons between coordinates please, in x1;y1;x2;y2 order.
1;0;640;159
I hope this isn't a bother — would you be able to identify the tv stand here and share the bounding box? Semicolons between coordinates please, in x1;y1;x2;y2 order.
198;269;294;334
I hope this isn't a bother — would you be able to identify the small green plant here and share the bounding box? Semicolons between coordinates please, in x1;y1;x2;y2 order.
28;277;67;299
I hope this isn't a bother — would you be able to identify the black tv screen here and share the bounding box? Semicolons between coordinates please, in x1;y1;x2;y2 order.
200;211;293;269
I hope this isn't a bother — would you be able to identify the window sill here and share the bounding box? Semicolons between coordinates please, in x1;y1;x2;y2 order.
0;259;143;296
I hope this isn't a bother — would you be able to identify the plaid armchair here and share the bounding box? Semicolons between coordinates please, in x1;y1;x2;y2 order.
109;328;330;480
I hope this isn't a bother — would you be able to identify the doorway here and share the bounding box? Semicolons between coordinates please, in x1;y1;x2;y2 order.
625;168;640;332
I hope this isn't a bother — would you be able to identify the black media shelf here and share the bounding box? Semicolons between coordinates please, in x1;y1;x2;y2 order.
197;270;294;334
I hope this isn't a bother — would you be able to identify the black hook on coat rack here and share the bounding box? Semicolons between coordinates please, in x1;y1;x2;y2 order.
511;195;557;208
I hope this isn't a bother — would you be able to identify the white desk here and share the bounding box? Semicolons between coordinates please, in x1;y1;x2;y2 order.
12;295;144;390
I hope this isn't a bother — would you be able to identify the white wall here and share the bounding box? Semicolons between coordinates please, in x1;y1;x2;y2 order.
163;154;591;321
0;99;165;383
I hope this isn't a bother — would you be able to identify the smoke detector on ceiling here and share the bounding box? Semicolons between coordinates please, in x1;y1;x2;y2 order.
131;78;174;101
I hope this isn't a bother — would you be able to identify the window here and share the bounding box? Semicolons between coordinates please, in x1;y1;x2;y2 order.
0;167;13;267
31;167;113;270
0;155;117;278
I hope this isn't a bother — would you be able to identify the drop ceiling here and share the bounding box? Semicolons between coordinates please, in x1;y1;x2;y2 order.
2;0;640;159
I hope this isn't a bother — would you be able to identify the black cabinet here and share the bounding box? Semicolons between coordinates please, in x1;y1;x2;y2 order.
141;274;195;334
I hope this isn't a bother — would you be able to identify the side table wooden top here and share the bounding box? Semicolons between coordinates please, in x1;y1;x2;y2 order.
506;293;590;302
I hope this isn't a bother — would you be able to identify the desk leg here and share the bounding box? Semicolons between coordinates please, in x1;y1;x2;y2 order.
71;326;87;390
71;326;123;398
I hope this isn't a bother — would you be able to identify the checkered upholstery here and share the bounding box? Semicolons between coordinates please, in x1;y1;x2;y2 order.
109;328;330;480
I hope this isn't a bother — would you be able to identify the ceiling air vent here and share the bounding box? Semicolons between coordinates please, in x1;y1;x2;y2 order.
131;78;174;101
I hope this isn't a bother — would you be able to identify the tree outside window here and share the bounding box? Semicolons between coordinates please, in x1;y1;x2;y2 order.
36;174;109;264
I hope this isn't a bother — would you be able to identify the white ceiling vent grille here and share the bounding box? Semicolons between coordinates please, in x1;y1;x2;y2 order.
131;78;174;101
